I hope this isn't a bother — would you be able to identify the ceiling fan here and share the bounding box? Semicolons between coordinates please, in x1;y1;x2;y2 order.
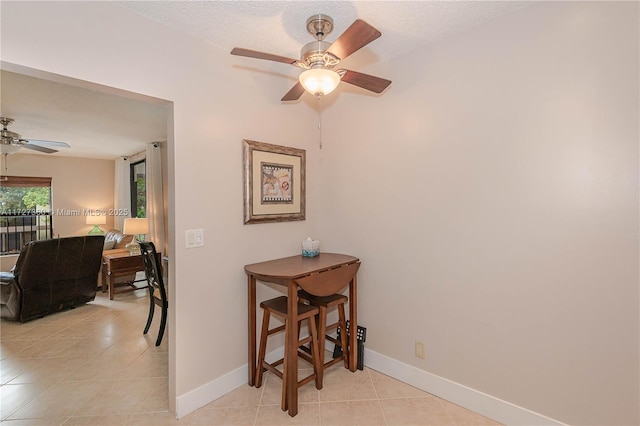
0;117;70;154
231;14;392;101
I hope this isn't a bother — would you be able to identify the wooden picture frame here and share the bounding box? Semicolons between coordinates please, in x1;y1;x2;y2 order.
243;139;306;224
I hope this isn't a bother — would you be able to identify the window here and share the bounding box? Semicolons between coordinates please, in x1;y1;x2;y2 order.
130;160;146;218
0;176;53;255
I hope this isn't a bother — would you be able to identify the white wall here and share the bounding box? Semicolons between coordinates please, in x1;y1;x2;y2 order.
2;2;638;425
319;2;638;425
0;153;116;236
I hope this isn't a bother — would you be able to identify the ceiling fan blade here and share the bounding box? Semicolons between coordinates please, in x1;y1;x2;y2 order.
21;143;58;154
281;82;305;102
326;20;381;61
26;139;70;148
340;70;391;93
231;48;301;66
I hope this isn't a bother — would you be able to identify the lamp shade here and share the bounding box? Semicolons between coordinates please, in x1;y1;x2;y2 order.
299;68;341;96
86;214;106;225
0;144;22;155
123;217;149;235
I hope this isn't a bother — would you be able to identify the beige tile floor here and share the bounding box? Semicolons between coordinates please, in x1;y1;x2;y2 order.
1;287;502;425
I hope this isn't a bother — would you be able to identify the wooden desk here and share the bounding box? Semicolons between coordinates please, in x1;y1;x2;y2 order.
102;251;160;300
244;253;360;417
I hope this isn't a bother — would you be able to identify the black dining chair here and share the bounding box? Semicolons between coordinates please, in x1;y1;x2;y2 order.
139;241;167;346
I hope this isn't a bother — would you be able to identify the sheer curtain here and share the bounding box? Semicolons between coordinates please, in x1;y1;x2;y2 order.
146;142;166;254
114;157;130;231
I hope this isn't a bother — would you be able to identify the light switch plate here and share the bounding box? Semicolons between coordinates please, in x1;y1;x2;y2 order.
185;229;204;248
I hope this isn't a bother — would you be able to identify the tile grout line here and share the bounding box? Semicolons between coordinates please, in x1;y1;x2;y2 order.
252;370;267;426
366;367;390;426
0;380;54;421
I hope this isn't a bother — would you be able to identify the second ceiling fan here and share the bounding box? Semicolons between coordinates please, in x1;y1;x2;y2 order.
1;117;70;155
231;14;392;101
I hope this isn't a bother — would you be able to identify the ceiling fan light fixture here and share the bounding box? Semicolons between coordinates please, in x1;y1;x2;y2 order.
231;16;390;101
299;68;341;97
0;142;22;155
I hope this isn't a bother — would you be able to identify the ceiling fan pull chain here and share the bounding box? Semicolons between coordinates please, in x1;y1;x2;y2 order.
317;95;322;149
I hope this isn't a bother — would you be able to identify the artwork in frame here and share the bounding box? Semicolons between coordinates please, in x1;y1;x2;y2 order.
243;139;306;224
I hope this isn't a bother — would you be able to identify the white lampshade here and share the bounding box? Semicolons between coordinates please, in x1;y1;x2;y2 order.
0;144;22;155
86;215;106;225
123;217;149;236
298;68;341;96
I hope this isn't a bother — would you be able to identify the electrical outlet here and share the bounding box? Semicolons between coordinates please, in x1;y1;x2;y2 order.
415;341;425;359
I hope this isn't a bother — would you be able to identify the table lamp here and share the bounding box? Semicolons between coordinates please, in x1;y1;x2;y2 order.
123;217;149;255
86;214;106;235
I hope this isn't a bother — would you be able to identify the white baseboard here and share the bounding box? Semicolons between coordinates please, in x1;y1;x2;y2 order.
175;362;247;419
364;348;566;426
175;348;282;419
176;346;565;425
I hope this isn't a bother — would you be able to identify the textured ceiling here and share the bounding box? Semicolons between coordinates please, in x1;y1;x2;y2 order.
1;70;168;160
118;1;529;63
3;1;530;160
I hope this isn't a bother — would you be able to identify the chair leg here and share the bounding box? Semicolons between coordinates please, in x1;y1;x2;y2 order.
144;290;155;335
255;309;271;388
338;303;349;369
156;303;167;346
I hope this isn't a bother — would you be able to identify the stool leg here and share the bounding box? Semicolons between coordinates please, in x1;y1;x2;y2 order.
316;306;327;386
308;315;322;390
281;320;289;412
255;309;270;388
338;303;349;369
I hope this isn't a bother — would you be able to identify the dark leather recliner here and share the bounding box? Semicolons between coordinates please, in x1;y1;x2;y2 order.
0;235;105;322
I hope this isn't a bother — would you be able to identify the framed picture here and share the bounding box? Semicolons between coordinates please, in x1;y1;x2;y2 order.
243;139;306;224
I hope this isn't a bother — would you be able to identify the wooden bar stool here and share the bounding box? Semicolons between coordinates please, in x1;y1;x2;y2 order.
295;262;361;386
255;296;322;411
298;290;349;385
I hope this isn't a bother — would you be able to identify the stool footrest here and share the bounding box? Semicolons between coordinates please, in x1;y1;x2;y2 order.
267;325;286;335
324;356;345;369
325;323;339;333
298;373;318;388
298;350;314;365
261;362;283;380
325;335;340;346
299;335;313;346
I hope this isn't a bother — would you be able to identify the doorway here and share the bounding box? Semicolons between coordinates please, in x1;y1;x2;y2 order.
0;63;175;415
